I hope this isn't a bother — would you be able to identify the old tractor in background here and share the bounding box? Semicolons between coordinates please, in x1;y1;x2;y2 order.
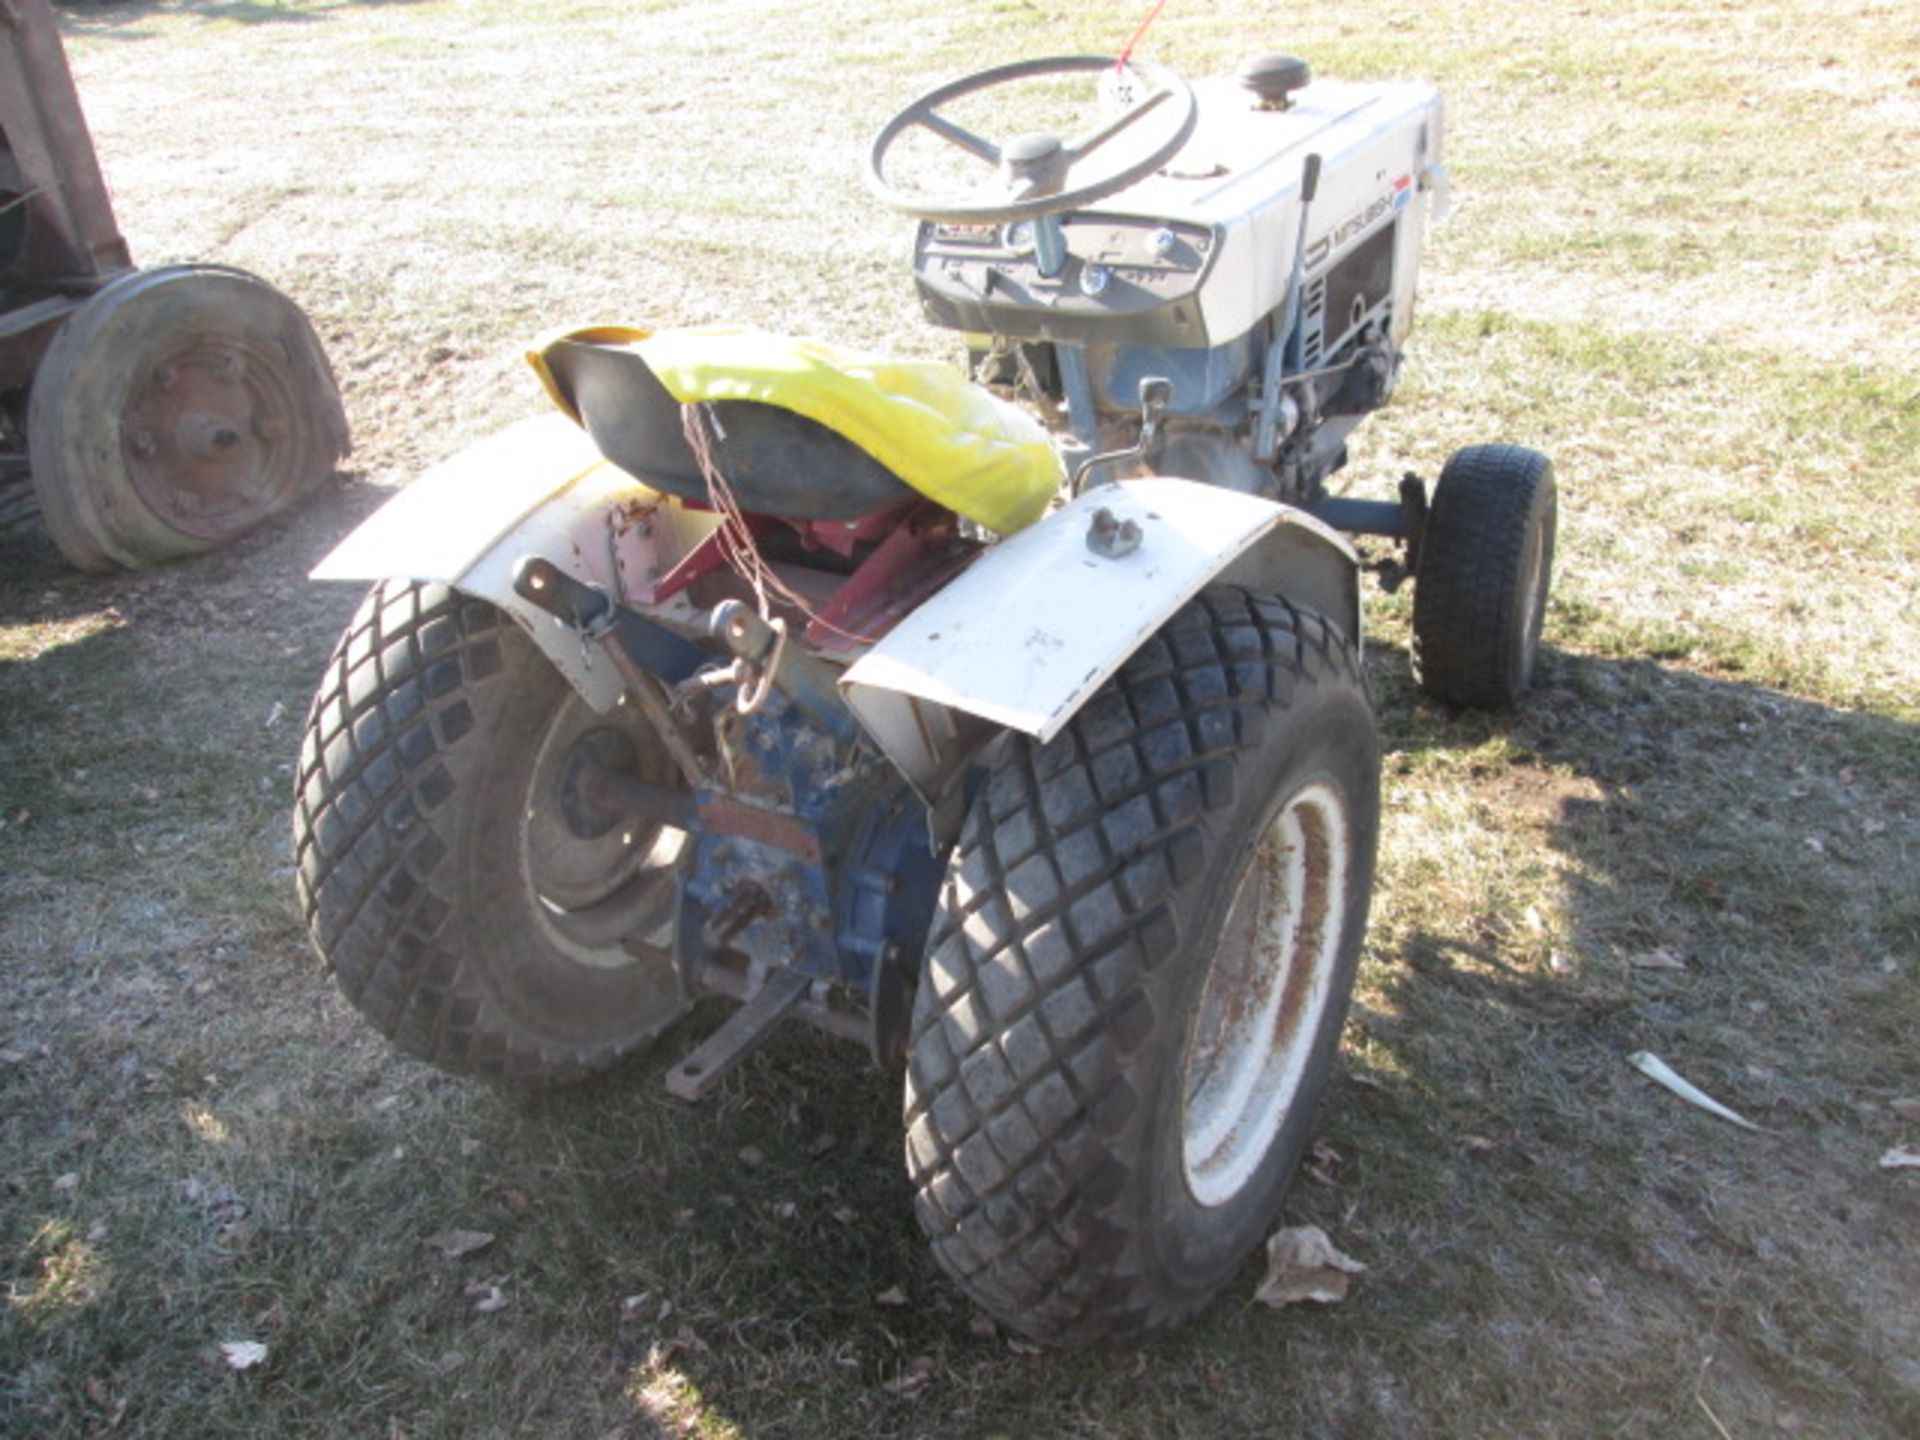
0;0;347;572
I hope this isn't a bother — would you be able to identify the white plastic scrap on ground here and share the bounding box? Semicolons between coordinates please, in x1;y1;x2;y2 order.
1254;1225;1367;1307
219;1341;268;1372
1628;1051;1761;1132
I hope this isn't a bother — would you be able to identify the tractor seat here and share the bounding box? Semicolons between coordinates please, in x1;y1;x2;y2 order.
527;325;1060;533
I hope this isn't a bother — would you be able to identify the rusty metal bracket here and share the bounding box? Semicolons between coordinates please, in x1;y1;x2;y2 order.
664;967;810;1101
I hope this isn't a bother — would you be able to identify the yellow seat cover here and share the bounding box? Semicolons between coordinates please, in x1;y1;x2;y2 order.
527;325;1061;535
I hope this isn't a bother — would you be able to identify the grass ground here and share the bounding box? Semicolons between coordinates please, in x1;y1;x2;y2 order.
2;1;1916;1435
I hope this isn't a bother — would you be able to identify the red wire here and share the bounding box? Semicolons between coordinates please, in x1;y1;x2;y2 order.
1117;0;1167;68
680;403;877;646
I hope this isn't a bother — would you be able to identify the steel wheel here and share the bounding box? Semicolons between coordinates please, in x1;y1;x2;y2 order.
520;697;684;958
28;263;348;572
1182;781;1351;1207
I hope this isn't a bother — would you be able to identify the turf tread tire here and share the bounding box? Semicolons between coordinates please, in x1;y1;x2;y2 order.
293;579;681;1086
904;587;1378;1344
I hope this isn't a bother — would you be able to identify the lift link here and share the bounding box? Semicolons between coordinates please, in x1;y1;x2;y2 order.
511;556;709;786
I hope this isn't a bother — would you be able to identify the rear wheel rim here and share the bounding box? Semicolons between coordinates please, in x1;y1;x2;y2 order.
1181;780;1351;1208
519;693;684;965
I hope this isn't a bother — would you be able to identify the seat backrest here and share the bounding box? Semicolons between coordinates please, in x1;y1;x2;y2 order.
537;337;915;522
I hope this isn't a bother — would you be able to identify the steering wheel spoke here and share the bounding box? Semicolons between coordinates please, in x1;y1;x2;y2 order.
867;55;1196;225
1064;85;1170;162
913;107;1002;165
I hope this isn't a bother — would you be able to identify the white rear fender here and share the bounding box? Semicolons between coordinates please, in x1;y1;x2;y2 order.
840;477;1360;797
311;413;718;711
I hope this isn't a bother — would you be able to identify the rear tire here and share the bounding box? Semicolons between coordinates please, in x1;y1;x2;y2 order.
293;580;688;1085
1411;443;1556;709
903;589;1380;1343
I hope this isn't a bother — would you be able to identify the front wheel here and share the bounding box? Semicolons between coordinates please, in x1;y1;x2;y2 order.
293;581;688;1085
903;589;1381;1343
1410;443;1557;709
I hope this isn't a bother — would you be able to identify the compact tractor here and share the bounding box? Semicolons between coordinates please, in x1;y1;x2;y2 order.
0;0;346;571
296;50;1556;1342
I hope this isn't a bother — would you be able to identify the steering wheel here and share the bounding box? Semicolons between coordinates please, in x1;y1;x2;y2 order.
866;55;1198;225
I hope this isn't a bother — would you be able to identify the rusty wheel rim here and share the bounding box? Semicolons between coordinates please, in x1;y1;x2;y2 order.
120;335;307;541
520;691;685;965
1181;781;1351;1208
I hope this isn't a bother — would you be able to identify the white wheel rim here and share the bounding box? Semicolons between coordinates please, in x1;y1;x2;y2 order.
1181;780;1350;1208
519;694;684;970
1517;516;1549;681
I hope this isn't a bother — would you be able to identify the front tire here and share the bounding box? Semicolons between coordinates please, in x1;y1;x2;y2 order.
293;581;688;1085
1410;443;1557;709
903;589;1380;1343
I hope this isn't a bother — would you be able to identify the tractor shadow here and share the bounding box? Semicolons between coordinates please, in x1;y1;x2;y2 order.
4;494;1916;1434
477;637;1920;1431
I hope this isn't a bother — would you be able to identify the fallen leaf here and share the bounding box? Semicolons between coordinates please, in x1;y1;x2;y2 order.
458;1139;481;1158
498;1189;533;1216
874;1286;908;1307
464;1282;510;1314
425;1229;495;1260
1005;1337;1042;1356
219;1219;256;1249
53;1172;79;1192
620;1293;652;1321
1630;947;1688;971
1881;1146;1920;1171
1890;1098;1920;1123
1254;1225;1367;1308
831;1206;857;1226
1548;949;1572;974
967;1311;997;1340
737;1145;765;1169
131;785;161;804
0;1048;27;1066
219;1340;269;1371
806;1133;836;1157
1304;1137;1341;1186
1460;1135;1497;1155
883;1355;933;1397
771;1200;799;1221
1628;1051;1761;1132
645;1325;706;1368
